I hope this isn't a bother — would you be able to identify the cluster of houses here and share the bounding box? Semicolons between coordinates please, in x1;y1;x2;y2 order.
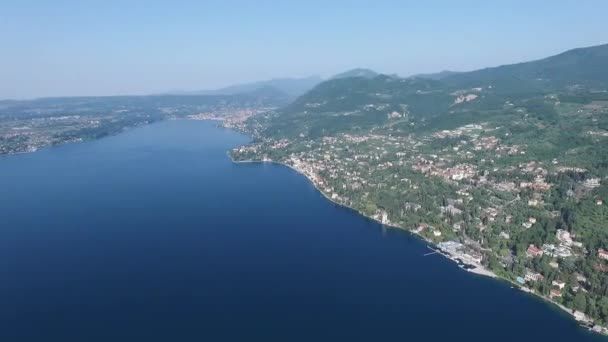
431;123;483;139
411;157;478;182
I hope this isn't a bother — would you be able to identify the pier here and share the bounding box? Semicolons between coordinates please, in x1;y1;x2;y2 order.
424;246;440;256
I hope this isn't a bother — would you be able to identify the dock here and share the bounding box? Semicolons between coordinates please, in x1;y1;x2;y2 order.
424;246;440;256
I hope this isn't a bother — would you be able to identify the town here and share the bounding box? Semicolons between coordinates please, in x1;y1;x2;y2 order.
231;95;608;333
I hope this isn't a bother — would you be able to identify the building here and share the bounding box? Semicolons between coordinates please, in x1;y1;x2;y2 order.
543;244;572;258
415;223;428;233
528;199;539;207
552;280;566;289
452;222;462;231
463;250;483;264
441;205;463;215
556;229;573;245
599;249;608;261
525;269;544;282
381;211;389;224
527;244;544;258
584;178;601;188
550;289;562;298
574;311;589;322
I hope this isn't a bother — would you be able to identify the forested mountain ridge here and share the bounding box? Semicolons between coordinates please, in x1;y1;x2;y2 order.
441;43;608;92
331;68;379;80
250;44;608;139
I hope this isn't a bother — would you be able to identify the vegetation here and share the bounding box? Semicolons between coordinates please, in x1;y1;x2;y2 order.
234;43;608;331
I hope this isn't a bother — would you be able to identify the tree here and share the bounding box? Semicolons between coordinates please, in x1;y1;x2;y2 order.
573;292;587;312
598;297;608;321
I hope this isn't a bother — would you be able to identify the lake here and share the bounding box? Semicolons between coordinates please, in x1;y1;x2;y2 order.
0;120;603;341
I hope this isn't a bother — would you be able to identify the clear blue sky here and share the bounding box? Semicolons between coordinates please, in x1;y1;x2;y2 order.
1;0;606;99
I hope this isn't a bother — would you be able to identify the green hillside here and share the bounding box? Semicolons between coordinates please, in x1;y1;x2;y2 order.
254;44;608;139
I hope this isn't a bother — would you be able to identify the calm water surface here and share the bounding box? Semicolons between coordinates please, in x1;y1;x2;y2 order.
0;120;603;341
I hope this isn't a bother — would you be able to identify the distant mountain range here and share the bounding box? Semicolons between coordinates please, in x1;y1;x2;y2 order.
172;76;323;98
411;70;461;80
175;69;378;101
331;68;379;80
164;43;608;114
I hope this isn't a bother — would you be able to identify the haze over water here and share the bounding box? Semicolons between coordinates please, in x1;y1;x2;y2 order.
0;120;602;341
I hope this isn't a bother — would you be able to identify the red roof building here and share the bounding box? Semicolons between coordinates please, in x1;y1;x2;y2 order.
599;249;608;261
527;244;544;258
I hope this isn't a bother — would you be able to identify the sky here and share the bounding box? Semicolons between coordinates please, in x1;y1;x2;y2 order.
1;0;607;99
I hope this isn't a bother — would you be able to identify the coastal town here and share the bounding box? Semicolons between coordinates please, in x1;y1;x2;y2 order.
230;96;608;334
0;95;278;155
187;107;272;130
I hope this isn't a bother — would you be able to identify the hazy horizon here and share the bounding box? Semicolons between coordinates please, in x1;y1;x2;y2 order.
2;1;607;100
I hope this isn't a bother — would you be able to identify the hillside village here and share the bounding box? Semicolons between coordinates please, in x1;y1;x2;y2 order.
231;81;608;332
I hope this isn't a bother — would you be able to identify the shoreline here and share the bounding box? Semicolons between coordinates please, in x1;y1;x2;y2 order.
3;117;602;335
231;156;604;336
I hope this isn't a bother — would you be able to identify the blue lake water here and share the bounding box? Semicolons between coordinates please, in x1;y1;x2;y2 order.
0;120;603;341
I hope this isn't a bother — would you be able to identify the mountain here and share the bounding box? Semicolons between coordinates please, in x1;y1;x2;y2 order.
236;85;292;105
412;70;460;80
186;76;323;98
331;68;379;80
442;43;608;92
253;43;608;138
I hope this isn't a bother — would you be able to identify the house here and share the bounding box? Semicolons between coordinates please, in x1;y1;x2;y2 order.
415;223;429;233
574;311;589;322
528;199;539;207
597;200;604;206
404;202;421;212
556;229;573;245
543;244;573;258
599;249;608;261
527;244;544;258
524;269;544;282
528;217;537;224
433;230;442;237
552;280;566;289
584;178;601;188
576;274;588;283
441;205;463;215
549;261;559;269
594;263;608;272
453;222;463;231
464;250;483;264
550;289;562;298
381;211;389;224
